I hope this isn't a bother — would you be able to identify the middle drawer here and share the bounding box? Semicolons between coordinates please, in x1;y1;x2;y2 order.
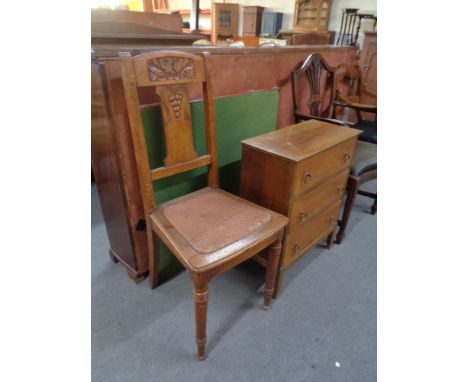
289;170;349;230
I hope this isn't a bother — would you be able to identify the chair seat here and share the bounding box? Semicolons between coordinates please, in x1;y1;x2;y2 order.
150;187;288;272
353;120;377;144
351;141;377;176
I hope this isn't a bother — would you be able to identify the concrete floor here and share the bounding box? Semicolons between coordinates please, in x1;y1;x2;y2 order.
92;180;376;382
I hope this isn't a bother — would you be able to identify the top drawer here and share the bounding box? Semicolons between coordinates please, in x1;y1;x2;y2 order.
293;138;357;197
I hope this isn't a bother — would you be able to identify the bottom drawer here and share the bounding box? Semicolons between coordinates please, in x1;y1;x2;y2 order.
283;199;341;267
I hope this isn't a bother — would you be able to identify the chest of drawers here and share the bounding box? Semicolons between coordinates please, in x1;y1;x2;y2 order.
240;119;360;296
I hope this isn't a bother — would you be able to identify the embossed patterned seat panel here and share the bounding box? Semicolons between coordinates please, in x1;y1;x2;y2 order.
162;190;272;254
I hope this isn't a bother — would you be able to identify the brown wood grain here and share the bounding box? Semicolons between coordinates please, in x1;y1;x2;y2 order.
91;8;183;33
101;61;150;276
242;119;359;163
91;63;137;270
292;31;330;45
240;147;295;215
151;155;212;180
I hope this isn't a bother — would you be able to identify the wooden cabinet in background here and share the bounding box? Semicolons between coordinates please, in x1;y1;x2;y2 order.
293;0;333;32
91;63;149;283
242;6;264;36
212;2;239;42
261;12;283;37
241;119;360;296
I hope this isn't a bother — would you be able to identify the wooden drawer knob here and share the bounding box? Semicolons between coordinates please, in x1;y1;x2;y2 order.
329;216;336;225
299;211;308;222
344;152;351;162
293;244;300;254
303;172;312;183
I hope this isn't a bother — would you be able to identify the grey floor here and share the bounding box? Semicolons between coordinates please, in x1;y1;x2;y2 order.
92;180;376;382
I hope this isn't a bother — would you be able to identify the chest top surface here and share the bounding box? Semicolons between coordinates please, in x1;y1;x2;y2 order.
241;120;361;162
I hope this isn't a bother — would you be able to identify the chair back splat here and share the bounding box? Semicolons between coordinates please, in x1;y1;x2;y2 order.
291;53;336;121
119;51;219;218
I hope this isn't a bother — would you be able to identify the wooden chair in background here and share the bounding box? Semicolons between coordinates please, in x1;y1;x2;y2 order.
119;51;288;360
334;63;377;144
292;53;377;243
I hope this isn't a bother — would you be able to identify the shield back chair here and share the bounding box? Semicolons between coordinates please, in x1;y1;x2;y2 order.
119;51;288;360
334;63;377;144
292;53;377;244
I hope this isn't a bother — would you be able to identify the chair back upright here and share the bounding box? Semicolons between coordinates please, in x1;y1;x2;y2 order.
291;53;336;122
335;63;363;103
119;51;219;218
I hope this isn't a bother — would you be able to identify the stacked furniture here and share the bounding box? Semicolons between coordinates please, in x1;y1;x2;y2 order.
292;53;377;244
241;119;360;295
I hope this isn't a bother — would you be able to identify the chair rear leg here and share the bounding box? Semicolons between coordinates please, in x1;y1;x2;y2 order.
337;176;359;244
371;195;377;215
148;230;160;289
263;229;284;309
357;189;377;215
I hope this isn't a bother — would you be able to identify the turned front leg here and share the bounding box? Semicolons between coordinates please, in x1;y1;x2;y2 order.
193;284;209;360
263;230;284;310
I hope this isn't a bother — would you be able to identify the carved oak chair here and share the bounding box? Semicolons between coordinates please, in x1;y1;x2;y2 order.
334;63;377;144
119;51;288;360
292;53;377;244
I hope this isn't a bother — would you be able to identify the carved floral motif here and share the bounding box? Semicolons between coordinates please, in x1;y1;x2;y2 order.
147;57;195;82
